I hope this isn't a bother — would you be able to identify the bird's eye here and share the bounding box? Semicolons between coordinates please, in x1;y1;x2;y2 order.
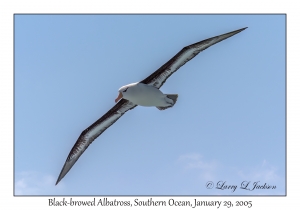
123;88;128;92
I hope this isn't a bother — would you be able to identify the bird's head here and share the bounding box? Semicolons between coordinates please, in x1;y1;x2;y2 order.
115;85;129;103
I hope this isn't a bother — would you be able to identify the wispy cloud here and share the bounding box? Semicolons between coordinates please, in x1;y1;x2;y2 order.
236;159;281;182
178;153;219;180
15;171;64;195
234;159;285;195
177;154;285;195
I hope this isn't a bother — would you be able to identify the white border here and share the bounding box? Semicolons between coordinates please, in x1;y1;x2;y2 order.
1;0;296;209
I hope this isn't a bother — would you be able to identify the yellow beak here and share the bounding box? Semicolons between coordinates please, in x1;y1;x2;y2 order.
115;92;123;103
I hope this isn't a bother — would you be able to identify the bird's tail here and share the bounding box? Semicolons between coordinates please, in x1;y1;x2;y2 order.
156;94;178;110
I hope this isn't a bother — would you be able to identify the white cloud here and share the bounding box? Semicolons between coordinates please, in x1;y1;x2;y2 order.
236;159;280;182
178;153;219;180
15;171;64;195
234;160;284;195
177;154;284;195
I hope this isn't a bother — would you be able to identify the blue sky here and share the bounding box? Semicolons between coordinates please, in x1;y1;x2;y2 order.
14;14;285;195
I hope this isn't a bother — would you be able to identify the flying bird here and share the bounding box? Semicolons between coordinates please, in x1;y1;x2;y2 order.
56;27;247;185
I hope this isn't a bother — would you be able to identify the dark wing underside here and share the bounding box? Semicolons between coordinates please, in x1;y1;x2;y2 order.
56;99;136;185
140;27;247;89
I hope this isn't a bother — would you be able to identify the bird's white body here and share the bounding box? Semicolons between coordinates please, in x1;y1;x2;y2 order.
119;82;173;107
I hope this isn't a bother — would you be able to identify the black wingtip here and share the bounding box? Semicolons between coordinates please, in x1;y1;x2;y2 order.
55;178;60;186
226;27;247;37
55;165;66;186
240;27;248;31
233;27;248;33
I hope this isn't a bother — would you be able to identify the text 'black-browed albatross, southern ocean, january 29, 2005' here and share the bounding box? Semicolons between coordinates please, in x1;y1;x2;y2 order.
56;27;247;185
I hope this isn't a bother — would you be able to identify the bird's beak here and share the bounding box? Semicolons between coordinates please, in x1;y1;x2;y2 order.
115;92;123;103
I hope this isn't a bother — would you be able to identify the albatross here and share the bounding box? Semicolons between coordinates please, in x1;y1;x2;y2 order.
56;27;247;185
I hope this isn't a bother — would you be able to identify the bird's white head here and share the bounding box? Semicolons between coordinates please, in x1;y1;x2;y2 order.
115;82;138;103
115;83;133;103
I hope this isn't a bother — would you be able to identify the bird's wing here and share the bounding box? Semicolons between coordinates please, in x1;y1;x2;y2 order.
56;99;136;185
140;27;247;88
